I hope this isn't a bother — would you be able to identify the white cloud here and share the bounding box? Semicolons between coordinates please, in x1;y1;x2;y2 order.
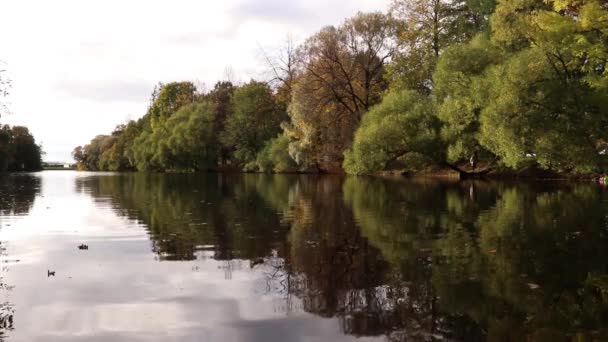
0;0;390;162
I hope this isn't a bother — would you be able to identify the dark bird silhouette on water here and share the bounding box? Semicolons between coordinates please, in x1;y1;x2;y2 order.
78;244;88;250
47;270;55;277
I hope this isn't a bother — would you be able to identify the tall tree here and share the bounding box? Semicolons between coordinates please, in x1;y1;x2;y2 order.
475;0;608;172
284;12;397;171
207;81;236;165
261;35;300;108
132;101;218;171
9;126;43;171
98;121;142;171
0;125;43;172
387;0;496;92
221;80;285;170
148;81;198;130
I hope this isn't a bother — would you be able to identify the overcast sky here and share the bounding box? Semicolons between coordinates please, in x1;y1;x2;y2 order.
0;0;390;162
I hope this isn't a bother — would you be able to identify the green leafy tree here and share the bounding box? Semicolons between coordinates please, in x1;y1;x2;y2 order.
132;101;218;171
148;81;198;130
206;81;235;165
476;0;608;172
344;90;441;174
221;80;285;170
387;0;496;93
9;126;43;171
163;101;218;171
433;35;504;163
0;125;43;172
74;135;115;171
97;121;143;171
255;135;297;173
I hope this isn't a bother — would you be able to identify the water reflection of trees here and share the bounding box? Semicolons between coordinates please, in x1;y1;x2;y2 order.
77;173;608;341
0;174;40;216
282;177;389;326
344;178;608;341
75;173;292;261
0;174;39;341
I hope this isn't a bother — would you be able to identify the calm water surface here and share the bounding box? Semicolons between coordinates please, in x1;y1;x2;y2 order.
0;171;606;341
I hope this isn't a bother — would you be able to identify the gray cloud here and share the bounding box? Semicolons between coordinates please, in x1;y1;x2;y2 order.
56;80;153;103
230;0;313;25
169;26;243;46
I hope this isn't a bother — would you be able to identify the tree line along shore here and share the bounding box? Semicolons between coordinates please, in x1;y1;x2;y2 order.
0;125;43;172
0;67;43;172
72;0;608;179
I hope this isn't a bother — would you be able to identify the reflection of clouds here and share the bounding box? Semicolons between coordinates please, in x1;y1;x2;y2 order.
0;173;384;342
9;236;379;341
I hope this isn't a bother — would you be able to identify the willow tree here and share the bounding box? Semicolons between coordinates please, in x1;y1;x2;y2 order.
348;0;608;175
284;12;397;171
148;81;198;130
432;35;504;164
220;81;285;170
474;0;608;172
132;101;217;171
72;134;115;171
95;121;144;171
344;89;441;174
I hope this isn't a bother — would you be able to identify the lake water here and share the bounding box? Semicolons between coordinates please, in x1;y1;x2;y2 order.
0;171;606;341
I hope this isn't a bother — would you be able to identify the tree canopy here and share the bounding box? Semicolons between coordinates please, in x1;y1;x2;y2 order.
0;125;43;172
74;0;608;176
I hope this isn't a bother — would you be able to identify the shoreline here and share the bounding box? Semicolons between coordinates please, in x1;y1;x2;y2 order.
19;168;606;183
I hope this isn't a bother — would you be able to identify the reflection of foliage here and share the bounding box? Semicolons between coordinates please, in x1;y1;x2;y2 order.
345;177;608;340
0;176;32;340
0;174;40;216
0;302;14;340
78;174;608;340
0;243;14;342
76;173;291;261
284;176;389;320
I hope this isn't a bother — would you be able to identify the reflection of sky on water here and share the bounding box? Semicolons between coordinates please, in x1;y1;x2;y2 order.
2;172;607;341
0;172;381;342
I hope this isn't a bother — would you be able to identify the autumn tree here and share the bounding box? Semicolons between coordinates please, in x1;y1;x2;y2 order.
262;35;300;108
285;12;397;171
